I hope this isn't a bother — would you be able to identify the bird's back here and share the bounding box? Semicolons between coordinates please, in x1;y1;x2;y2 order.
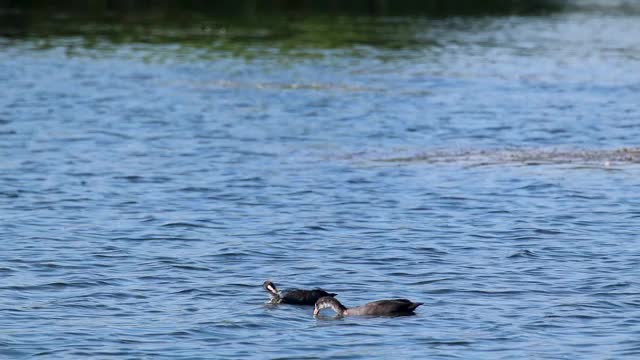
348;299;422;316
281;288;337;305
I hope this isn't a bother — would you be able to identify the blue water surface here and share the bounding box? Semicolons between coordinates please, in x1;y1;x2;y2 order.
1;2;640;359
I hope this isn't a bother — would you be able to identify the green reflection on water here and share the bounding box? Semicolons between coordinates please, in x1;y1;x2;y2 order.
0;0;566;60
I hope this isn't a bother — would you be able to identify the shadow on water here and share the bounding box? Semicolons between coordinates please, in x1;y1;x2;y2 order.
0;0;568;19
0;0;567;47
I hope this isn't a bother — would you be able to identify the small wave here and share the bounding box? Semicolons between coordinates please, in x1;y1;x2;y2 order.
114;175;172;183
411;278;452;285
304;225;329;231
423;340;472;346
87;130;133;139
33;262;89;270
173;288;205;294
161;222;208;229
2;280;116;291
545;314;598;320
508;249;538;258
217;252;248;259
112;235;203;242
171;264;210;271
518;183;557;191
175;186;216;193
428;288;457;294
534;228;563;235
601;282;631;289
0;191;19;198
463;289;528;296
79;291;147;300
413;246;448;254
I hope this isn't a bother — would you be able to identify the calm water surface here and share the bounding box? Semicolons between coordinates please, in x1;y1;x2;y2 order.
1;2;640;359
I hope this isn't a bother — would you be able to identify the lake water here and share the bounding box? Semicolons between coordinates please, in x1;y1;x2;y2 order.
1;1;640;359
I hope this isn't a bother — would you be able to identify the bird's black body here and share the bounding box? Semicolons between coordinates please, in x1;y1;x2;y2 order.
263;281;336;305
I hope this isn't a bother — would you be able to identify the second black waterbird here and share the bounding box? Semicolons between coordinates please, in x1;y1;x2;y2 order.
263;281;337;305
